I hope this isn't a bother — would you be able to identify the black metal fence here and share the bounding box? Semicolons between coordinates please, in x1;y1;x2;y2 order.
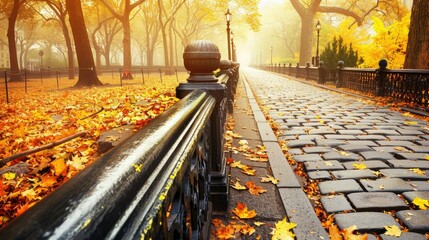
0;40;239;239
255;61;429;109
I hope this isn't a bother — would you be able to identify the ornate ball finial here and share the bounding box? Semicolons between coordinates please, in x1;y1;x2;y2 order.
379;59;388;69
338;60;345;67
183;40;221;82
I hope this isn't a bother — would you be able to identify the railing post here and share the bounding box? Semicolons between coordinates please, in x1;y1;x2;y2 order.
376;59;388;96
336;60;344;88
176;40;229;212
289;63;292;76
295;63;299;78
306;62;310;80
318;61;325;84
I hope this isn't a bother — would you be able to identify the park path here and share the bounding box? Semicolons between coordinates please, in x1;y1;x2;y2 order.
241;67;429;239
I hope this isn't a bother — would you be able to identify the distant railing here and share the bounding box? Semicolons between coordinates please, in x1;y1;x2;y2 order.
254;60;429;109
0;40;239;239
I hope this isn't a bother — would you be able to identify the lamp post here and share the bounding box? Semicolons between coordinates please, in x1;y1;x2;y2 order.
231;31;235;62
315;20;321;67
270;46;273;66
225;9;232;60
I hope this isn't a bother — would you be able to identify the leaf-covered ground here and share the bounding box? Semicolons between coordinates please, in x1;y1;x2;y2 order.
0;75;184;228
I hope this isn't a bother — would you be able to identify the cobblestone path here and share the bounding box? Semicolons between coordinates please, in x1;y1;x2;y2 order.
244;67;429;239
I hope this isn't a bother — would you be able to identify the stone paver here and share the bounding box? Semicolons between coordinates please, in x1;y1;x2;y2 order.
335;212;400;231
323;151;361;161
347;192;408;211
387;160;429;169
380;232;427;240
396;210;429;233
331;169;377;180
402;191;429;203
380;169;429;180
360;178;415;192
319;179;363;194
342;160;390;170
305;160;344;171
320;195;354;213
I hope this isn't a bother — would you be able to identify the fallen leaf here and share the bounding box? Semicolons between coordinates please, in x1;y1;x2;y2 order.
238;139;249;145
324;161;334;166
384;225;401;237
270;217;296;240
425;155;429;161
412;197;429;210
2;172;16;180
241;166;256;176
409;168;425;175
352;163;367;170
232;202;257;219
404;121;417;125
254;221;265;226
260;175;279;184
50;158;66;176
231;181;247;190
339;151;350;156
245;181;267;195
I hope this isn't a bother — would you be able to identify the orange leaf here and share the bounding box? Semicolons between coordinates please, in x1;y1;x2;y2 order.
215;224;235;239
245;181;267;195
41;174;57;188
232;202;257;219
50;158;67;176
260;175;279;184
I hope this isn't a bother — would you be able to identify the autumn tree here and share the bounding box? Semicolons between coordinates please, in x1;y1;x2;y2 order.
3;0;30;81
137;1;161;67
290;0;407;65
158;0;186;72
66;0;102;87
99;0;145;79
38;0;75;79
404;0;429;69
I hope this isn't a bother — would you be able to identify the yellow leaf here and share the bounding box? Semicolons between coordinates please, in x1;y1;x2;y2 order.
324;161;334;166
270;217;296;240
409;168;425;175
404;121;417;125
384;225;401;237
232;202;257;219
241;168;256;176
231;181;247;190
425;155;429;161
2;172;16;180
412;197;429;210
352;163;367;170
254;221;265;226
238;139;249;145
339;151;350;156
132;163;143;172
260;175;279;184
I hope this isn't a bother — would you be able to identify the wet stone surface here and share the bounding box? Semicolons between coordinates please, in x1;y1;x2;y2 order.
244;68;429;237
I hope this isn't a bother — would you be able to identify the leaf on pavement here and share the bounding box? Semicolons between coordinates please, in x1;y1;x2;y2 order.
50;158;66;176
245;181;267;195
384;225;401;237
260;175;279;184
241;167;256;176
412;197;429;210
409;168;425;175
232;202;257;219
270;217;296;240
231;181;247;190
352;163;367;170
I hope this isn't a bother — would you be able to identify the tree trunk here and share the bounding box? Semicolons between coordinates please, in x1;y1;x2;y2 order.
62;21;75;79
7;0;22;82
122;18;133;79
299;13;315;66
404;0;429;69
66;0;102;87
158;0;170;70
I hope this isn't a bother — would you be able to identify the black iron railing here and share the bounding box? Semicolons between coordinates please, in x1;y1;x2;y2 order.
255;60;429;109
0;40;239;239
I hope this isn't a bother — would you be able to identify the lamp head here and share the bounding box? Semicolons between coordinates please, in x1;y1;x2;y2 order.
225;9;232;22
